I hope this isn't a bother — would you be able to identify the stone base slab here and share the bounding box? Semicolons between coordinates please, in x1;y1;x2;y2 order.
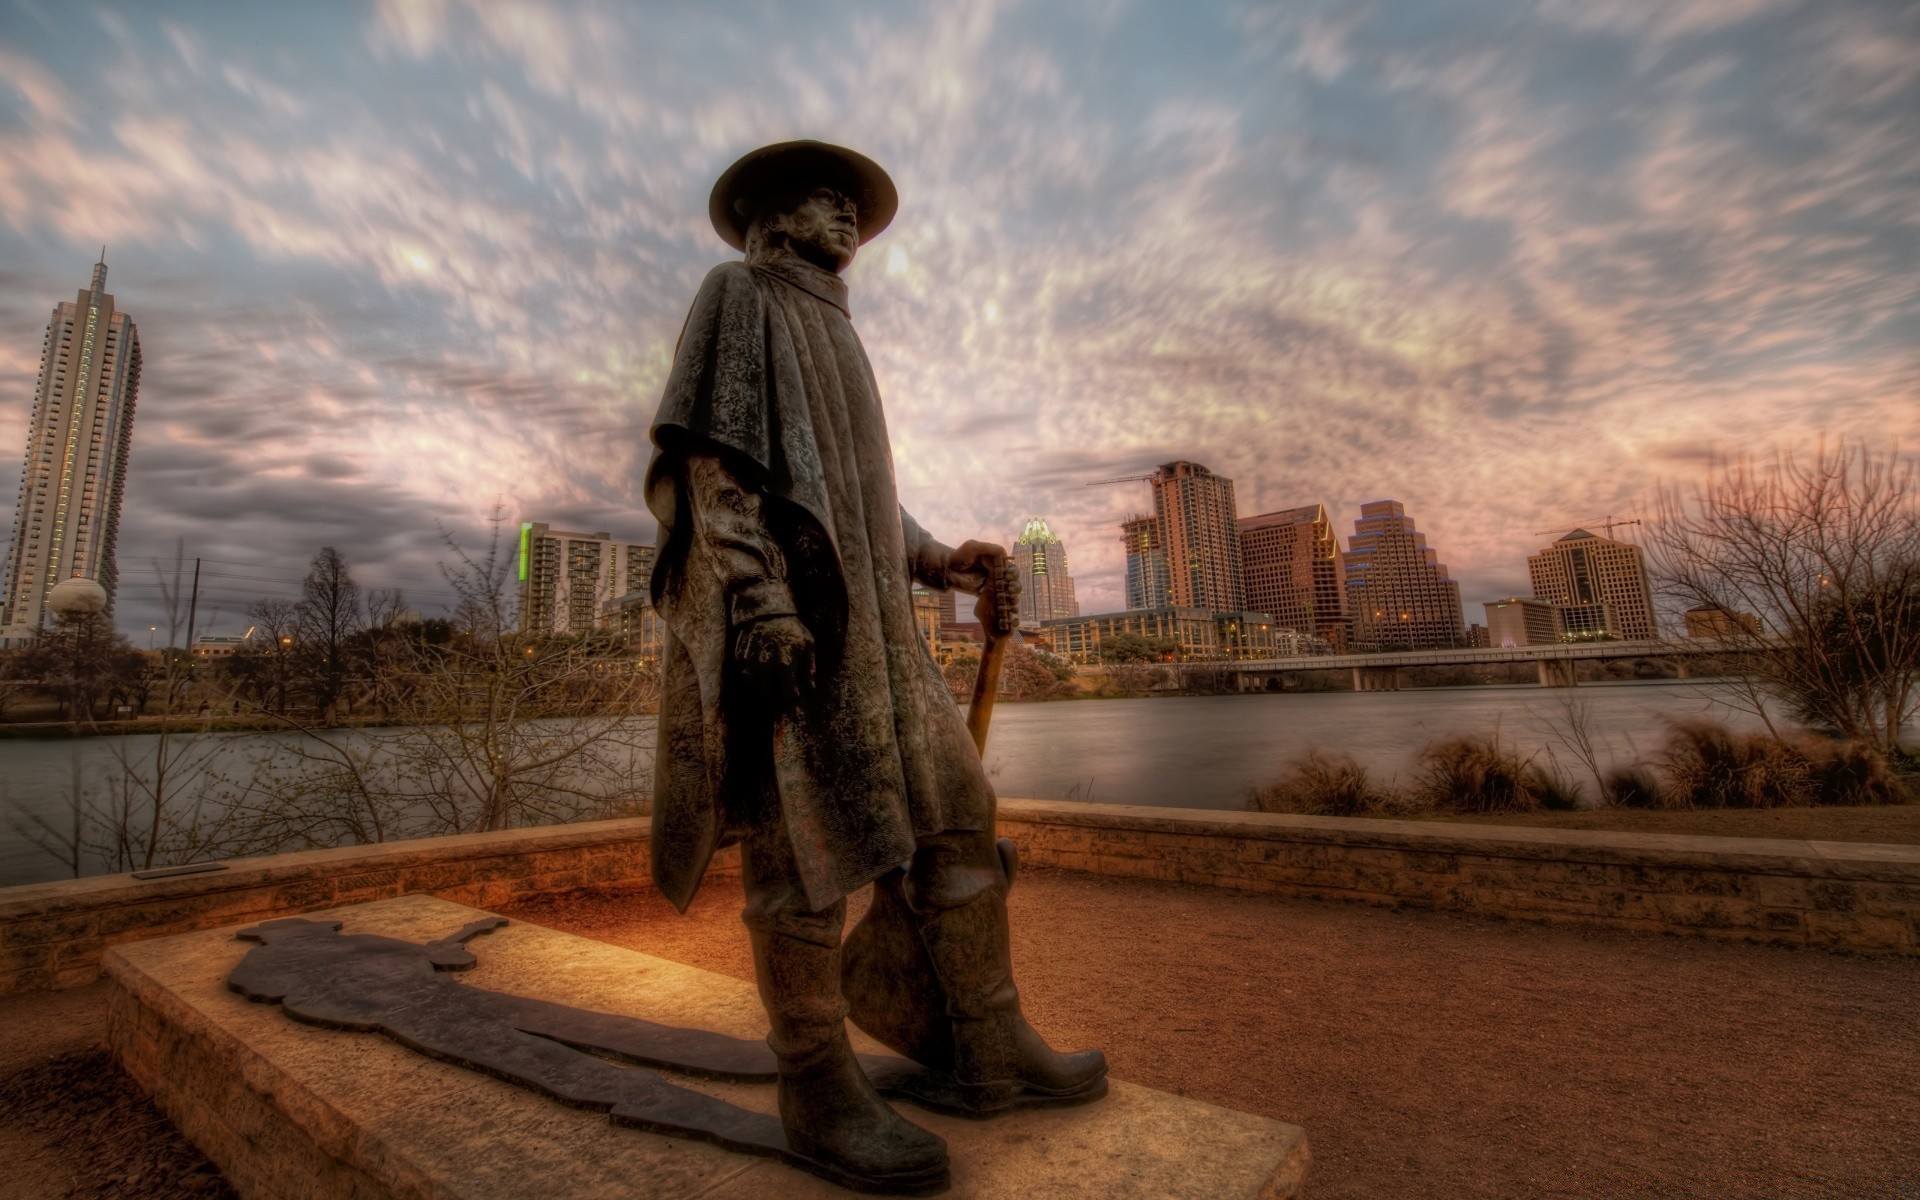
103;893;1310;1199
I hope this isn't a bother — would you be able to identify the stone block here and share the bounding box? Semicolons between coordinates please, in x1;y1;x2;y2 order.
104;894;1308;1200
1;909;97;947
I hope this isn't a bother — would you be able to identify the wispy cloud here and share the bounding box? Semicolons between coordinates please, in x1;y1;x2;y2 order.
0;0;1913;628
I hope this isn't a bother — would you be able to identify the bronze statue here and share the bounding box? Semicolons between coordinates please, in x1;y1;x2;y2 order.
646;140;1107;1194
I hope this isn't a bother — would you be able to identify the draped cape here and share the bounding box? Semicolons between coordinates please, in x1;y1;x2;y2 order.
645;258;992;913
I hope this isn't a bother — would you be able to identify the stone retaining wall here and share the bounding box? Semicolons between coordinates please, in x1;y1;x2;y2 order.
997;800;1920;954
0;819;705;995
6;800;1918;995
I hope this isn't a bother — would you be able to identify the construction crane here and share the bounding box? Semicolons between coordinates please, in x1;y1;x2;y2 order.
1535;515;1643;540
1084;473;1155;487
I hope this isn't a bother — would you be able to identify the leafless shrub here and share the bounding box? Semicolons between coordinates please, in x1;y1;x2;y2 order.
1647;441;1920;755
234;513;656;841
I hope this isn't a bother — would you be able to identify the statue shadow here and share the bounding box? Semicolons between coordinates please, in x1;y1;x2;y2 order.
228;916;954;1193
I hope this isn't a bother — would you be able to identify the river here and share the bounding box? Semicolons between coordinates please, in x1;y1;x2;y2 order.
0;680;1761;889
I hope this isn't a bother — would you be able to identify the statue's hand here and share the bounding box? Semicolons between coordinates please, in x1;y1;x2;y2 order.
948;541;1020;634
734;615;816;709
945;540;1011;596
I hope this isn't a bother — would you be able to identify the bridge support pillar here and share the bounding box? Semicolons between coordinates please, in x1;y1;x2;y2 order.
1538;659;1578;688
1351;666;1404;692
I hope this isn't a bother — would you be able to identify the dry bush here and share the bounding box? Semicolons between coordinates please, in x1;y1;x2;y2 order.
1653;719;1909;809
1796;737;1912;806
1655;720;1797;809
1530;765;1586;812
1248;751;1410;816
1603;765;1670;809
1414;735;1554;815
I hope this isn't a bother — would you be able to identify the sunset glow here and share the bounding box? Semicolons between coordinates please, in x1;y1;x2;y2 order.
0;0;1914;629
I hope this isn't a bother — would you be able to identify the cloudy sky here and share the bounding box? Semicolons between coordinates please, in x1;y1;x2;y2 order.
1;0;1915;634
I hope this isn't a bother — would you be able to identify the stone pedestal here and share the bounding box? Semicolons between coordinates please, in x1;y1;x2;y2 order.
104;893;1309;1199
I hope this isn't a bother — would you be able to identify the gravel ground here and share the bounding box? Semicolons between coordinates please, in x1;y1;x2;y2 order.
0;983;233;1200
506;869;1920;1200
3;870;1916;1199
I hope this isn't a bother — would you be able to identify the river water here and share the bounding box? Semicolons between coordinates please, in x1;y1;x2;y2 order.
0;680;1760;889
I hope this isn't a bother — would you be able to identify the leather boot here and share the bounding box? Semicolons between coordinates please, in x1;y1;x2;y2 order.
915;883;1108;1115
750;927;950;1194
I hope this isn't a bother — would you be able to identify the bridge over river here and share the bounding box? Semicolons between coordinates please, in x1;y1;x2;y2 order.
1186;638;1727;690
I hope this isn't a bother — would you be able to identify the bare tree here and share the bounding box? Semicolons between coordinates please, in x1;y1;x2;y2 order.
246;597;302;714
16;609;125;722
1647;441;1920;755
298;546;363;725
234;512;655;844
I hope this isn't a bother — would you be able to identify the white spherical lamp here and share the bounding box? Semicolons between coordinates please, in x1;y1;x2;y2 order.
48;577;109;617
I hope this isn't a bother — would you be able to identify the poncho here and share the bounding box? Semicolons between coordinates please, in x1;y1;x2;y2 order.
645;255;993;912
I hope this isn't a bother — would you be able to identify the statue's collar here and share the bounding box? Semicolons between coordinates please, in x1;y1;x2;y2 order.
750;255;850;317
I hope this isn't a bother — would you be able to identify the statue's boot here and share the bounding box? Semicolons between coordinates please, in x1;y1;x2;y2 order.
915;882;1108;1116
750;927;950;1195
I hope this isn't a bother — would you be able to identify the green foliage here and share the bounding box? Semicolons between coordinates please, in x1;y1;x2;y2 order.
1098;633;1176;663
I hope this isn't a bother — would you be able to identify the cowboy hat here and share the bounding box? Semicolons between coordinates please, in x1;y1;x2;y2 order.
708;140;898;251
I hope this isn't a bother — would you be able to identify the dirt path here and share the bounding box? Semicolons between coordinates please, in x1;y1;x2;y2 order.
0;982;233;1200
507;869;1920;1200
3;870;1915;1198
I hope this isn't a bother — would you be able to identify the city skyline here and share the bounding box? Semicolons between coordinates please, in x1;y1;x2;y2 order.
1;2;1916;636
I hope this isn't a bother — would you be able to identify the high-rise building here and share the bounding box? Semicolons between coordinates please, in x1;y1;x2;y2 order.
1121;514;1168;611
1011;517;1078;625
1;256;141;649
517;522;654;637
1527;529;1657;641
1484;596;1560;647
1342;500;1466;649
1238;503;1347;644
1150;461;1244;611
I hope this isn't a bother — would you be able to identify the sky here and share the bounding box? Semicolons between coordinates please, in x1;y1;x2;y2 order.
0;0;1916;636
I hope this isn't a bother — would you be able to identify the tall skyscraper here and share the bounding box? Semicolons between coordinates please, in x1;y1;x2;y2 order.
1121;513;1167;611
1528;529;1658;640
1011;517;1079;624
1150;460;1243;611
1;256;141;648
1238;503;1347;644
517;522;654;637
1342;500;1466;649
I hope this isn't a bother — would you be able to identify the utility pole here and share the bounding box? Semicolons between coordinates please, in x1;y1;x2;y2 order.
184;557;201;673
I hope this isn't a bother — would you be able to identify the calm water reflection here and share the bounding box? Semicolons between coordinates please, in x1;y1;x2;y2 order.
0;680;1757;888
979;680;1760;809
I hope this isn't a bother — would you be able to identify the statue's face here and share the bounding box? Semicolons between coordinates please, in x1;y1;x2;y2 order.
769;186;860;272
